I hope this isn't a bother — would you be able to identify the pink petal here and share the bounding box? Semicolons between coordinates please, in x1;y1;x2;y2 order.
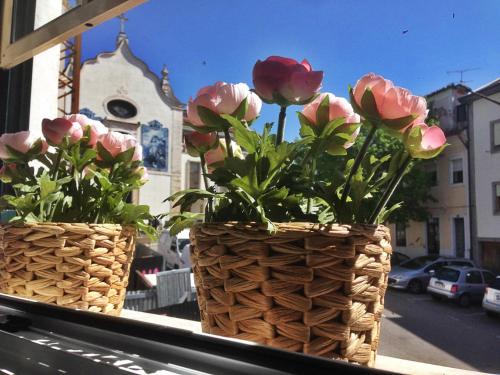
244;91;263;121
301;93;327;124
281;70;323;102
301;59;312;71
422;126;446;150
215;83;249;115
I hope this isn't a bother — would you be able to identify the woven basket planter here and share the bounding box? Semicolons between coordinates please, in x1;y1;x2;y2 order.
190;222;391;366
0;222;136;316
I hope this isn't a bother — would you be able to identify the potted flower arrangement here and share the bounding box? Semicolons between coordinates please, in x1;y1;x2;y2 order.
167;56;446;366
0;114;154;315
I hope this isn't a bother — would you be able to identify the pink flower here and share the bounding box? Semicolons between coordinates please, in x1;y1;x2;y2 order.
187;82;262;126
123;134;142;161
0;131;48;160
404;123;447;159
42;117;83;145
65;114;108;146
253;56;323;105
302;93;360;127
352;73;427;130
204;139;243;171
97;132;142;161
301;93;361;151
185;132;218;157
98;131;126;158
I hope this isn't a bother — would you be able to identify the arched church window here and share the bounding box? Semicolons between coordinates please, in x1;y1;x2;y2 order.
106;99;137;119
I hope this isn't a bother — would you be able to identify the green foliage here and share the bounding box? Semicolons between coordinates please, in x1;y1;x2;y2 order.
166;104;443;234
316;128;435;224
1;138;157;239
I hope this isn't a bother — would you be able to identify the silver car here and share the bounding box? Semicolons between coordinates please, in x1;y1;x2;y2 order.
428;266;496;307
388;256;475;293
483;276;500;317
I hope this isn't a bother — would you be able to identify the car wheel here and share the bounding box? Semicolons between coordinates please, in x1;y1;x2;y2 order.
408;280;423;294
458;294;471;307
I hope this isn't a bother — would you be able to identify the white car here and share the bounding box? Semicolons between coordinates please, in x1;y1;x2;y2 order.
483;276;500;317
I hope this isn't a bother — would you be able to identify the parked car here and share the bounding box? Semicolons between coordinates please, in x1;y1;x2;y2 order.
388;255;475;293
483;276;500;317
391;251;411;267
158;229;182;270
427;266;496;307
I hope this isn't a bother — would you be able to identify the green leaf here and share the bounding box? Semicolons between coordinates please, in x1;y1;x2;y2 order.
116;147;135;164
197;106;229;130
221;114;259;153
316;94;330;127
96;142;115;162
231;97;248;119
39;173;57;199
383;114;417;131
360;89;380;119
321;118;348;138
5;145;26;160
297;112;316;137
349;85;364;115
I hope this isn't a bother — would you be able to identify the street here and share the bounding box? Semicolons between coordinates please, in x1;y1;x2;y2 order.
379;289;500;373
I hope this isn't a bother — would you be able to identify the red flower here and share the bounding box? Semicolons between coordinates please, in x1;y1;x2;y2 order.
253;56;323;105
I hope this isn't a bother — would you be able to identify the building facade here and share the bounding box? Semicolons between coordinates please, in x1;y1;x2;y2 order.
389;85;471;259
76;29;201;216
460;78;500;272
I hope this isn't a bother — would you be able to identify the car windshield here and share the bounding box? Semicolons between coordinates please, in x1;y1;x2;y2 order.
399;257;435;270
436;268;460;282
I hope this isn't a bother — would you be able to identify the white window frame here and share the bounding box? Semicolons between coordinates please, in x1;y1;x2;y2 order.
449;156;464;185
0;0;145;69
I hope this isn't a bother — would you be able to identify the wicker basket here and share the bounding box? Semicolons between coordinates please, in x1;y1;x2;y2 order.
0;222;136;316
190;222;392;366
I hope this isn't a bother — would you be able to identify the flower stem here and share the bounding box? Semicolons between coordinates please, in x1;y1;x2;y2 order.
276;106;287;146
199;153;210;190
200;153;213;218
368;154;412;224
340;122;376;206
52;150;63;180
223;129;233;158
306;158;316;214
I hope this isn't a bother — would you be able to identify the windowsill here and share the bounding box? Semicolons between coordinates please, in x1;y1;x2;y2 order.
121;309;488;375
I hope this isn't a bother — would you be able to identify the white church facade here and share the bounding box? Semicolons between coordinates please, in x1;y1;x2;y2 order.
73;26;202;215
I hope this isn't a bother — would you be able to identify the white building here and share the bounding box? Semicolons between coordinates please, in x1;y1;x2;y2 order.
77;27;200;215
460;78;500;272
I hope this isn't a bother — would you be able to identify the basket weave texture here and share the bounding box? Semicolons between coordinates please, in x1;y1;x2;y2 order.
190;222;391;366
0;223;136;316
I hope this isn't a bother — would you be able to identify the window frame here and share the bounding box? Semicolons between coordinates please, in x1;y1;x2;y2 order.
493;181;500;215
395;222;407;247
491;119;500;153
0;0;146;69
449;157;464;185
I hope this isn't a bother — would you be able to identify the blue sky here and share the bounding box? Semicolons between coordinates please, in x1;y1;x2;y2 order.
82;0;500;138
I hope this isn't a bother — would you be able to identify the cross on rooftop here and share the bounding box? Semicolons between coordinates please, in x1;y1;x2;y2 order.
118;14;128;34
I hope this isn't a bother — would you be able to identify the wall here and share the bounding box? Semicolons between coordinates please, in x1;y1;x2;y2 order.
29;0;62;135
389;221;425;258
472;92;500;239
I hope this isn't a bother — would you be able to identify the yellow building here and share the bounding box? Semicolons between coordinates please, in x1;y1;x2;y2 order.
389;85;471;259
